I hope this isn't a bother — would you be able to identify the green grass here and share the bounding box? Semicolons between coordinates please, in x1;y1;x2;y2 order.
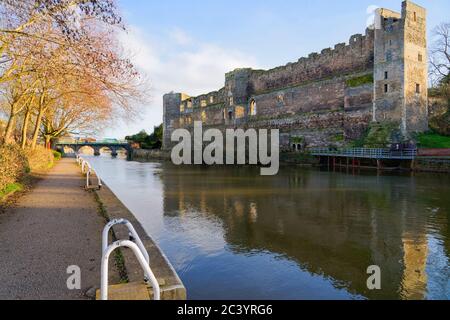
0;183;24;200
345;74;374;88
417;132;450;149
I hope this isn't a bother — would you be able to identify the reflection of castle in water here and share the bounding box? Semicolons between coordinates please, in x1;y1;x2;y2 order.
158;164;449;299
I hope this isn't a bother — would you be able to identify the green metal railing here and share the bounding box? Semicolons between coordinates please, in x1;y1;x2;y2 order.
309;148;417;160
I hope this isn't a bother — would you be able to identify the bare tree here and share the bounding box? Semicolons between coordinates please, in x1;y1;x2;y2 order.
430;23;450;86
0;1;147;147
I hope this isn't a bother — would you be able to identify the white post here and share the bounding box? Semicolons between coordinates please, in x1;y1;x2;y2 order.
86;168;91;188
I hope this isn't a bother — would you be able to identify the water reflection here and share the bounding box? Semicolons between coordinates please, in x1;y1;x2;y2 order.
86;157;449;300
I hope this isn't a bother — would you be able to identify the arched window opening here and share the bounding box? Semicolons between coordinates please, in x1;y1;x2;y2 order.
250;100;257;116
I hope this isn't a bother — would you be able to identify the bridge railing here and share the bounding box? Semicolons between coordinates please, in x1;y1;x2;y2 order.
309;148;417;160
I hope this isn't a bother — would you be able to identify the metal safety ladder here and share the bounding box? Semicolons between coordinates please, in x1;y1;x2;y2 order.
101;219;161;301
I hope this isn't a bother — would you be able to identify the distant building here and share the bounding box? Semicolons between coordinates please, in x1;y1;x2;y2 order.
163;1;428;151
56;136;77;144
82;137;97;143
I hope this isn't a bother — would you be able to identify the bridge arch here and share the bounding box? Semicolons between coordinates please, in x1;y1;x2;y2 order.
78;145;95;156
55;142;133;160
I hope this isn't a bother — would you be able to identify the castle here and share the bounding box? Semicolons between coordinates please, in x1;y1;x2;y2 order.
163;1;428;151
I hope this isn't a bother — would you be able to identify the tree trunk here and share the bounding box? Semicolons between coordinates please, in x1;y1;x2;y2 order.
21;108;31;149
30;110;43;150
45;135;52;150
3;111;16;144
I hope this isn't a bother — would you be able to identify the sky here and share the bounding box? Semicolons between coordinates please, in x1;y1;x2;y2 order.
103;0;450;139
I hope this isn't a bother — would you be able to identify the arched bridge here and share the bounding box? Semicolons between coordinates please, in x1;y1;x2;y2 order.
55;142;133;159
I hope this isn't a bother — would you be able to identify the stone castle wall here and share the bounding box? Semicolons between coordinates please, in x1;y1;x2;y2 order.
163;1;428;151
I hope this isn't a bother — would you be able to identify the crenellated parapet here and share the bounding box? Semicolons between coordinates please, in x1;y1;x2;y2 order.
248;29;374;94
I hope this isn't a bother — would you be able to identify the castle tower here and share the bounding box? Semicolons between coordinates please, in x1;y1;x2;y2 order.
373;1;428;137
224;68;253;121
163;92;189;150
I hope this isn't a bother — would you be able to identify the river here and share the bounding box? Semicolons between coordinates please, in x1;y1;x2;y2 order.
85;154;449;300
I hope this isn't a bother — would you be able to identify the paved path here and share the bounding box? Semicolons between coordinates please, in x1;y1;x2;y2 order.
0;158;113;300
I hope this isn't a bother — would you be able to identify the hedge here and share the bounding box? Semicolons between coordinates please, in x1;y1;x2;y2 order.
0;144;29;195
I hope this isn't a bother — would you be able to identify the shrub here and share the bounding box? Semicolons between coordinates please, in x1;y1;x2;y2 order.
52;150;62;161
429;111;450;136
0;144;29;194
24;146;55;171
345;74;374;88
349;123;400;148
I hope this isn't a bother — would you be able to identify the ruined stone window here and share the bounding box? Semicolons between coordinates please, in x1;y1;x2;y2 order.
416;83;421;94
413;12;417;22
210;96;214;104
250;100;257;116
187;100;192;109
201;111;207;122
384;71;388;80
384;84;389;93
418;53;423;62
229;97;234;106
201;100;207;107
276;94;285;107
180;104;185;113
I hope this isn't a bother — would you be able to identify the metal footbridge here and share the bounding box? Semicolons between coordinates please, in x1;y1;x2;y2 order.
310;148;417;160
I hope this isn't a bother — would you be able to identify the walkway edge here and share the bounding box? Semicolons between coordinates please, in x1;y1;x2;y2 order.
93;180;186;300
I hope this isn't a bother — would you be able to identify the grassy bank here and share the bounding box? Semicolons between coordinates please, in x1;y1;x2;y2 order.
0;144;60;202
0;183;24;200
416;132;450;149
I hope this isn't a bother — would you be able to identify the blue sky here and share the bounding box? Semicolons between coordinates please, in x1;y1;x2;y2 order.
104;0;450;139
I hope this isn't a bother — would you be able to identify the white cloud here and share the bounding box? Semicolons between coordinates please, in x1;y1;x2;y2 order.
169;27;193;46
103;26;259;138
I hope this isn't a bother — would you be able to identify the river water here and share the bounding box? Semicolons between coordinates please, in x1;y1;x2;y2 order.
86;155;449;300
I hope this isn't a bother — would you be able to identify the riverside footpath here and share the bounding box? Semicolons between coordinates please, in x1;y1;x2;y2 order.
0;158;119;300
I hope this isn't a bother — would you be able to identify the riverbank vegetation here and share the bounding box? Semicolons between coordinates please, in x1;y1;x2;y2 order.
429;23;450;139
0;144;56;201
416;132;450;149
0;1;144;200
125;125;163;150
1;0;145;147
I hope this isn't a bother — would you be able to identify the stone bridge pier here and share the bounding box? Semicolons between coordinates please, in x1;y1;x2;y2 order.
92;146;119;157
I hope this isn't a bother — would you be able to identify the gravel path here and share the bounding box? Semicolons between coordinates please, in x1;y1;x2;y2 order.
0;158;114;300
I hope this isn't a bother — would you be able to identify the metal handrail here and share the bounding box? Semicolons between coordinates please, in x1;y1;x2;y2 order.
77;156;102;189
309;147;417;159
102;219;149;265
86;167;102;189
101;240;160;301
81;159;90;174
